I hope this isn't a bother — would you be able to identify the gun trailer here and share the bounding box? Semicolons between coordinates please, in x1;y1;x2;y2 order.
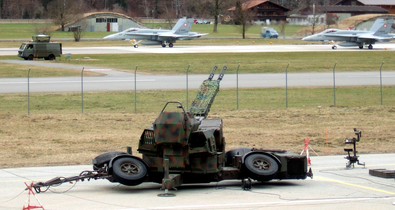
32;66;312;194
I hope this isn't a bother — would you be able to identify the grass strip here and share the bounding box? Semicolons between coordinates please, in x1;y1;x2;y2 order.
2;51;394;77
1;86;395;114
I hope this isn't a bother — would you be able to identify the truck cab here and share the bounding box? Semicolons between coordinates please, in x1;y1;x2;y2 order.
18;34;62;60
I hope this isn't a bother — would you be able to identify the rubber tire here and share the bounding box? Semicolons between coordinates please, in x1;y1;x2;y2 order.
134;44;138;48
169;43;173;48
359;45;363;49
27;55;34;60
244;154;278;176
92;151;128;169
48;54;55;60
112;157;147;186
162;44;166;48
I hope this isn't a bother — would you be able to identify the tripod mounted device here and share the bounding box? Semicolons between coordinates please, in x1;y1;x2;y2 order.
344;128;365;168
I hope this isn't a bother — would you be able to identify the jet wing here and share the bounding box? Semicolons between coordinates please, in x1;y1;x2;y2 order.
158;32;208;39
357;34;395;42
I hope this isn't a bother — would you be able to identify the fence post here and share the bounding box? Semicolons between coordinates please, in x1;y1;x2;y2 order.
333;62;337;107
186;64;190;110
28;68;30;115
380;61;384;105
236;63;240;110
81;67;84;113
285;63;289;108
134;65;138;114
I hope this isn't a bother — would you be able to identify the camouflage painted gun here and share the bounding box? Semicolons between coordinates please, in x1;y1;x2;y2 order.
32;66;312;195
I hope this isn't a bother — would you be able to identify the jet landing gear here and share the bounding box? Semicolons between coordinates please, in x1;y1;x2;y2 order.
332;45;337;50
359;44;373;50
161;43;174;48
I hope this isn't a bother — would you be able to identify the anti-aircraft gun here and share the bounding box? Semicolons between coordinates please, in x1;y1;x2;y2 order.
32;66;312;194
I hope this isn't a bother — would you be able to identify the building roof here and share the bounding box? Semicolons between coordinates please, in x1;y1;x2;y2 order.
336;0;395;6
311;5;389;13
228;0;289;11
359;0;395;5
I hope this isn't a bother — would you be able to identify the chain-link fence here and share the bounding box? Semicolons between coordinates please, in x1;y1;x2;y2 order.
1;63;394;115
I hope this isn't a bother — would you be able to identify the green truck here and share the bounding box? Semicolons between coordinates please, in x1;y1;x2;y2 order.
18;34;62;60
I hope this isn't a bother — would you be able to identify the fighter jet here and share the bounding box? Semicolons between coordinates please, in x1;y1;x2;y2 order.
103;17;207;48
302;18;395;50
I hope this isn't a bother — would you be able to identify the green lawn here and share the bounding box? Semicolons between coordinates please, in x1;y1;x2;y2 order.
1;86;394;114
1;51;394;77
0;22;303;40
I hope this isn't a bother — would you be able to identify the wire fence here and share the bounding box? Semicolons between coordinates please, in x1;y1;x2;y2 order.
1;63;395;115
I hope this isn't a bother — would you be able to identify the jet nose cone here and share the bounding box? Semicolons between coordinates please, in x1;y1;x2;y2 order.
302;36;313;41
103;34;116;40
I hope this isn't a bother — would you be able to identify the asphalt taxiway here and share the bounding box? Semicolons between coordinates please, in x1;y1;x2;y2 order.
1;43;395;57
1;154;395;210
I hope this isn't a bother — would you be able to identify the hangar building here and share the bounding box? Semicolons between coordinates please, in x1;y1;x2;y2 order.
63;12;146;32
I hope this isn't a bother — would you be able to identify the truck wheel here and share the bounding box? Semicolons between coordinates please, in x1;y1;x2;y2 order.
48;54;55;60
244;154;278;176
27;55;34;60
112;157;147;186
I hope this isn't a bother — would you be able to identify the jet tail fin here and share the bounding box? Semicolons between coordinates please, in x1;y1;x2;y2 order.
171;18;194;34
373;19;394;35
369;19;384;32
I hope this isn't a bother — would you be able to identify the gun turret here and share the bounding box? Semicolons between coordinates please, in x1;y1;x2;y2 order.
189;66;227;118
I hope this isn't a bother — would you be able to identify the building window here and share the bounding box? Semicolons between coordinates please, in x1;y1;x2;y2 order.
96;18;106;23
107;18;118;23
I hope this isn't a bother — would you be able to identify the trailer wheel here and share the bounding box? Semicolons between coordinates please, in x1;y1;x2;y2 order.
244;154;278;176
93;151;128;169
112;157;147;186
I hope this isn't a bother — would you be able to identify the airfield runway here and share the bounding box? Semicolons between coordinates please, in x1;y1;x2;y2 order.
1;43;395;56
1;154;395;210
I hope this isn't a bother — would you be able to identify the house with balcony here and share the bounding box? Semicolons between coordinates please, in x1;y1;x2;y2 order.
228;0;290;25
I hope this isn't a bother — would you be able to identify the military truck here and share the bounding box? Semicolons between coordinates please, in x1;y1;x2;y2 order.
18;34;62;60
32;66;312;194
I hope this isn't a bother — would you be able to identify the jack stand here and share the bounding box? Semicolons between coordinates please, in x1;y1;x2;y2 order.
158;159;177;197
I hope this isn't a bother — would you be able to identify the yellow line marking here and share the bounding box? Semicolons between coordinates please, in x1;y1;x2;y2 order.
315;176;395;195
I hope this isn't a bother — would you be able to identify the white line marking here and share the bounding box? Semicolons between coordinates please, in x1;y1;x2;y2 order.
112;196;395;210
0;79;155;85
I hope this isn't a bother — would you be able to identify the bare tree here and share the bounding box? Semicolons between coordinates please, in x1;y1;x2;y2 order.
47;0;83;31
208;0;230;33
159;1;176;29
139;0;152;18
278;20;286;38
34;23;54;35
232;0;255;39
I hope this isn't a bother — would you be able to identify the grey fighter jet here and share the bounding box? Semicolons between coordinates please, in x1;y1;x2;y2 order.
103;18;207;48
302;18;395;50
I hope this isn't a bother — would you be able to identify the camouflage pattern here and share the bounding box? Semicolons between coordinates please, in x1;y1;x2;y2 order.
189;80;219;117
134;66;309;190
